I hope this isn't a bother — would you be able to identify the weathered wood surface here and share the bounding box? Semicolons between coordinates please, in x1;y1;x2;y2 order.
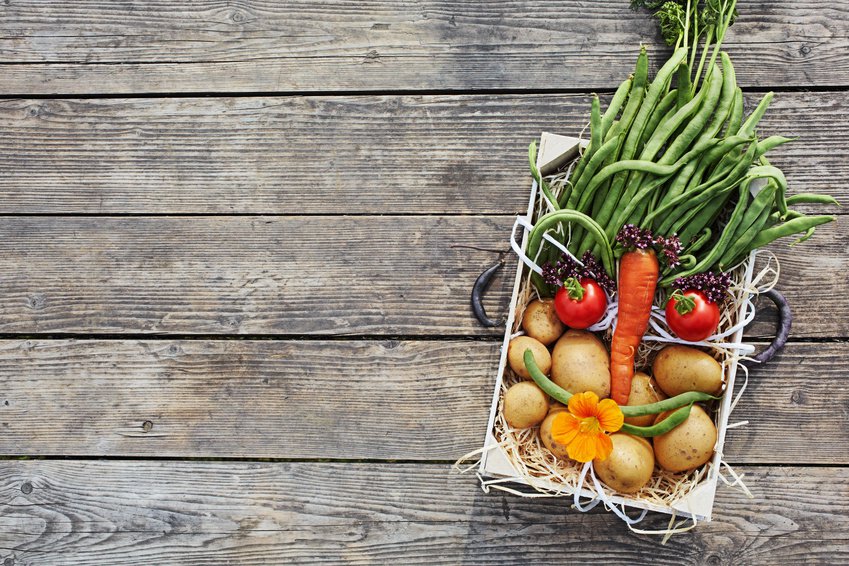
0;216;844;337
0;1;847;94
0;339;844;463
0;92;845;215
1;461;847;565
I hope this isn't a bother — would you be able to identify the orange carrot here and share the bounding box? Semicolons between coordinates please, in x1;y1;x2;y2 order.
610;248;658;405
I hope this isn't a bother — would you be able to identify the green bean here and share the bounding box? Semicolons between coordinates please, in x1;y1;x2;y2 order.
639;89;679;152
564;48;648;207
620;404;694;437
756;135;795;158
676;62;692;110
723;87;744;138
659;132;751;210
676;191;732;244
645;139;756;230
654;64;723;166
685;228;712;254
527;209;615;277
748;163;788;216
786;193;840;207
702;53;737;141
594;48;687;232
610;66;721;238
659;177;752;285
620;392;720;417
528;142;559;210
742;215;836;251
590;95;603;158
717;181;778;270
602;78;633;136
566;132;624;210
739;92;774;138
524;350;572;404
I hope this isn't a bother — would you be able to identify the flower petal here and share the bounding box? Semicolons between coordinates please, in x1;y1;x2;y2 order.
596;399;625;432
592;432;614;462
567;391;600;419
550;412;579;446
566;431;600;463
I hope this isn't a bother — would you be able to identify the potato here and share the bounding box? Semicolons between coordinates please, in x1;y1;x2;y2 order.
503;382;548;429
594;434;655;494
652;405;717;472
548;400;568;413
539;410;572;461
624;372;668;427
653;345;723;397
507;336;552;379
521;299;565;346
551;330;610;398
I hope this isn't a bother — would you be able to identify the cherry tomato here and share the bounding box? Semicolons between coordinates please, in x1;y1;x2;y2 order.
553;277;607;329
665;289;720;342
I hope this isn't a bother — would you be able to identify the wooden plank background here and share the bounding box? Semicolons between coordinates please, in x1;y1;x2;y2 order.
0;1;847;564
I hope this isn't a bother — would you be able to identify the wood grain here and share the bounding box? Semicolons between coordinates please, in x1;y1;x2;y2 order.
0;92;845;215
0;1;847;94
0;215;844;337
0;339;845;463
1;460;847;565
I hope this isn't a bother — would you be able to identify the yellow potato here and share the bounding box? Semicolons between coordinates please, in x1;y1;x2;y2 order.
521;299;565;346
624;372;668;427
652;405;718;472
653;345;724;397
594;434;655;494
503;382;548;429
551;330;610;398
539;410;572;461
507;336;552;380
548;400;568;413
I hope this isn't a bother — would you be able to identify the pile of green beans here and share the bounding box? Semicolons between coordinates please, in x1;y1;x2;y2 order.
530;47;837;286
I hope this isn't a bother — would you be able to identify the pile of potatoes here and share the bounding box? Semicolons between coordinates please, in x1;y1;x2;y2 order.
502;299;724;494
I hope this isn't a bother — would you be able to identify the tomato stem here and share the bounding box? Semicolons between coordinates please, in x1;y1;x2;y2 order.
564;277;585;301
671;289;697;315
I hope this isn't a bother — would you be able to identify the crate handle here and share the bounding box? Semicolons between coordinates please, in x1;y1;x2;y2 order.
745;288;792;365
471;260;505;327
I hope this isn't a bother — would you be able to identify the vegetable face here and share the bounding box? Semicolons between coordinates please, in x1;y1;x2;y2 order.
665;289;721;341
553;277;607;329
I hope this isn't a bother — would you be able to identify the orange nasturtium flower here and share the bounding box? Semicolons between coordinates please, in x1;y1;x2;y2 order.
550;391;624;463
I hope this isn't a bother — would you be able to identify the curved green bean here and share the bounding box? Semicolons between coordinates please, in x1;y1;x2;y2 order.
620;404;694;437
785;193;840;207
743;215;836;250
566;133;624;210
723;87;744;138
620;392;719;417
527;209;615;277
524;350;572;404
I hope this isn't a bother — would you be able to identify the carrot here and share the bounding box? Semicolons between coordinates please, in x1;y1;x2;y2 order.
610;248;658;404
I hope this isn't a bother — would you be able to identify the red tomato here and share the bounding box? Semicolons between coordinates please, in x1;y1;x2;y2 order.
665;289;720;342
553;277;607;329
